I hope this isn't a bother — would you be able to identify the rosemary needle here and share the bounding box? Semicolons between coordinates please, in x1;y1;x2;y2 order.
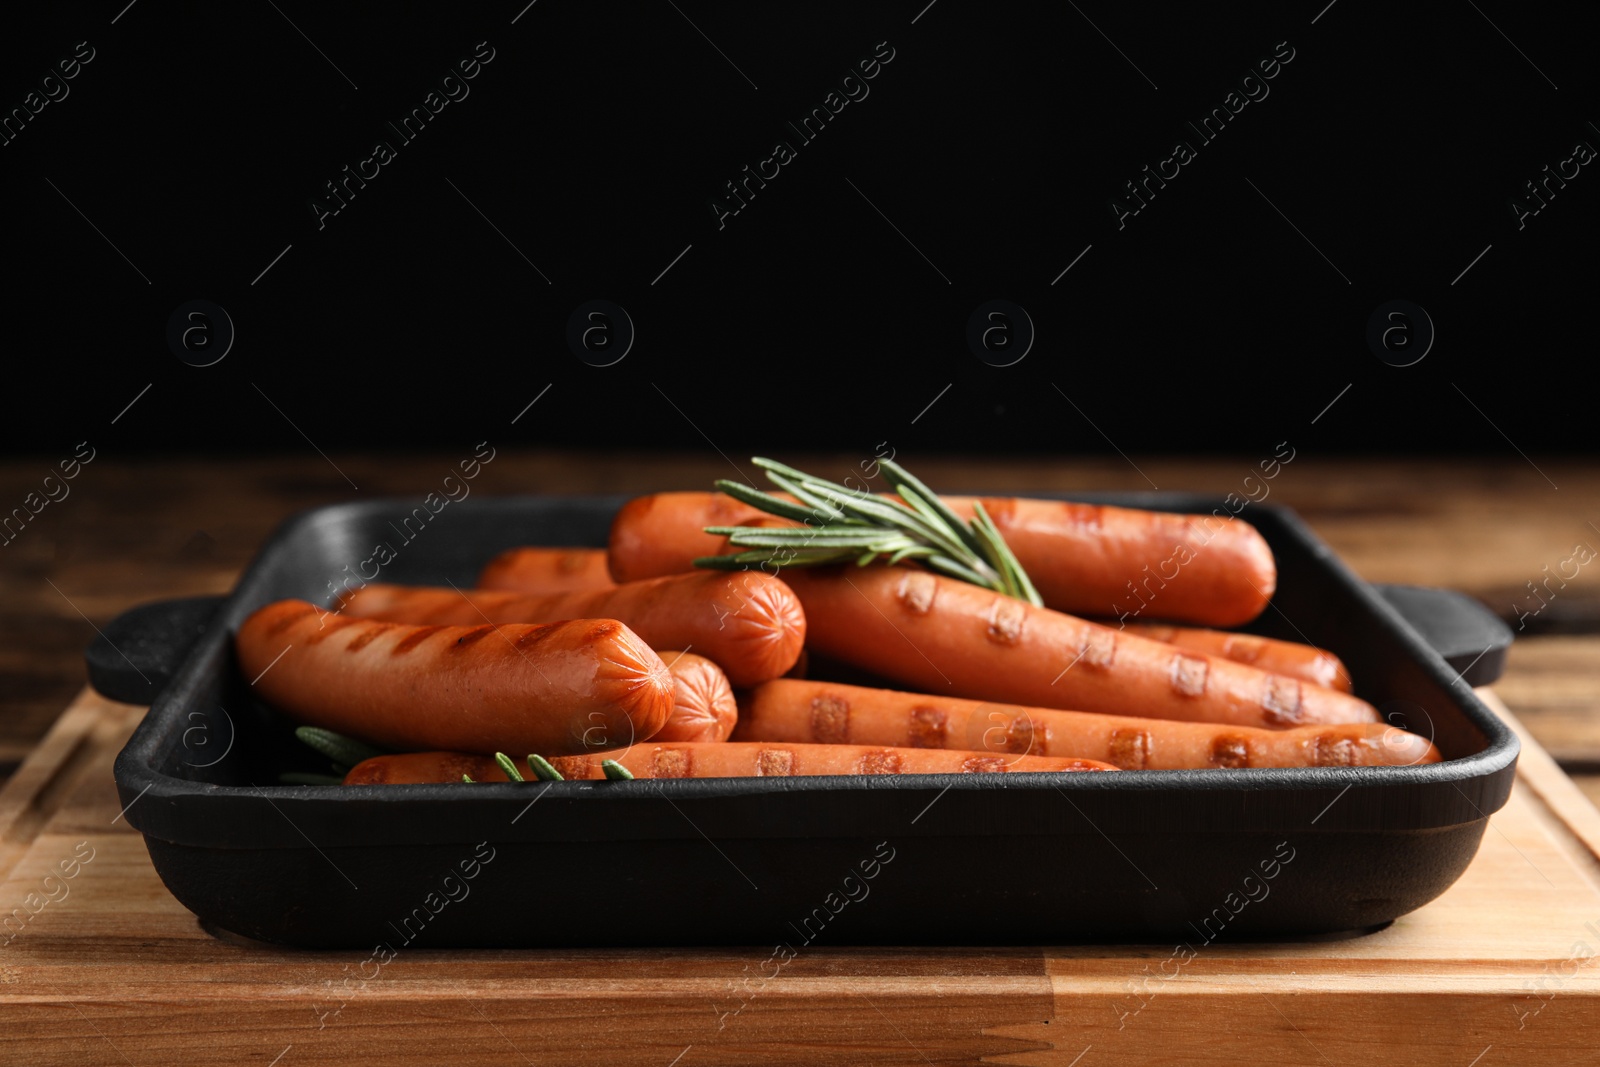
494;752;526;782
294;726;388;773
527;754;565;781
694;456;1042;605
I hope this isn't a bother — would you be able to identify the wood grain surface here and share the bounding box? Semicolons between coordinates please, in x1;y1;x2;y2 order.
1;686;1597;1066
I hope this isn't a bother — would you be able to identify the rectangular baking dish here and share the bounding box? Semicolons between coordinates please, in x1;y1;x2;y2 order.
107;493;1519;948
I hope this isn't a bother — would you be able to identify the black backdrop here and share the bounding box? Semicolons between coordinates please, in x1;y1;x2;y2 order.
2;1;1594;459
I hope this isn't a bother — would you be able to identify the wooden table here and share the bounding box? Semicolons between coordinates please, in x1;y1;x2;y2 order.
1;454;1597;1063
1;685;1595;1066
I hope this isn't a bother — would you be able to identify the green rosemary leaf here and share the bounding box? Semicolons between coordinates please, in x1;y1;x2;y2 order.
763;471;852;522
970;500;1043;606
894;482;964;543
698;456;1039;604
751;456;838;485
527;754;565;781
765;550;866;568
601;759;635;780
755;462;889;523
878;458;987;557
839;489;972;559
720;529;903;551
294;726;386;769
712;478;830;525
799;483;970;559
692;552;758;570
713;525;889;541
924;553;997;588
974;500;1037;603
494;752;526;783
462;774;475;783
894;483;989;569
969;504;1016;596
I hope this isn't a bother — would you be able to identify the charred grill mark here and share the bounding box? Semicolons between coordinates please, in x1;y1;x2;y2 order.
960;756;1008;773
1057;500;1104;534
584;619;623;641
651;748;691;778
391;625;445;655
907;706;947;748
856;749;903;775
1079;627;1117;668
1210;735;1250;768
305;614;359;644
981;497;1018;525
756;749;794;776
549;755;589;779
810;694;851;744
987;598;1026;646
1170;654;1209;697
1262;676;1304;725
343;621;394;653
1005;715;1036;755
898;571;937;615
1222;634;1266;666
513;624;557;651
442;754;482;781
264;605;310;639
450;624;497;651
1108;728;1151;769
1311;733;1359;766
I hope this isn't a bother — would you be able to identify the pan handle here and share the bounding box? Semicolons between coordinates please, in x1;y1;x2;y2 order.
81;584;1513;705
1373;584;1513;686
84;595;226;705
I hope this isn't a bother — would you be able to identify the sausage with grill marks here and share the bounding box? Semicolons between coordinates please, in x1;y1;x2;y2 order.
335;572;804;687
1117;622;1352;693
235;599;674;756
776;566;1380;729
606;490;1276;626
733;679;1436;768
342;744;1117;783
476;547;615;594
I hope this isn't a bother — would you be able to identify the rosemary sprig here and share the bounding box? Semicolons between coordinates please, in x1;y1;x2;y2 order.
693;456;1042;606
293;726;388;777
457;752;623;783
295;726;388;768
527;754;565;781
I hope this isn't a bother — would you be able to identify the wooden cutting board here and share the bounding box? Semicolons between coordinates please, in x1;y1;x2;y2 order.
2;688;1598;1066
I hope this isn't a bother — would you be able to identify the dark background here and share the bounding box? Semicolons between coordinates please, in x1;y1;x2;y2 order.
2;1;1593;459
